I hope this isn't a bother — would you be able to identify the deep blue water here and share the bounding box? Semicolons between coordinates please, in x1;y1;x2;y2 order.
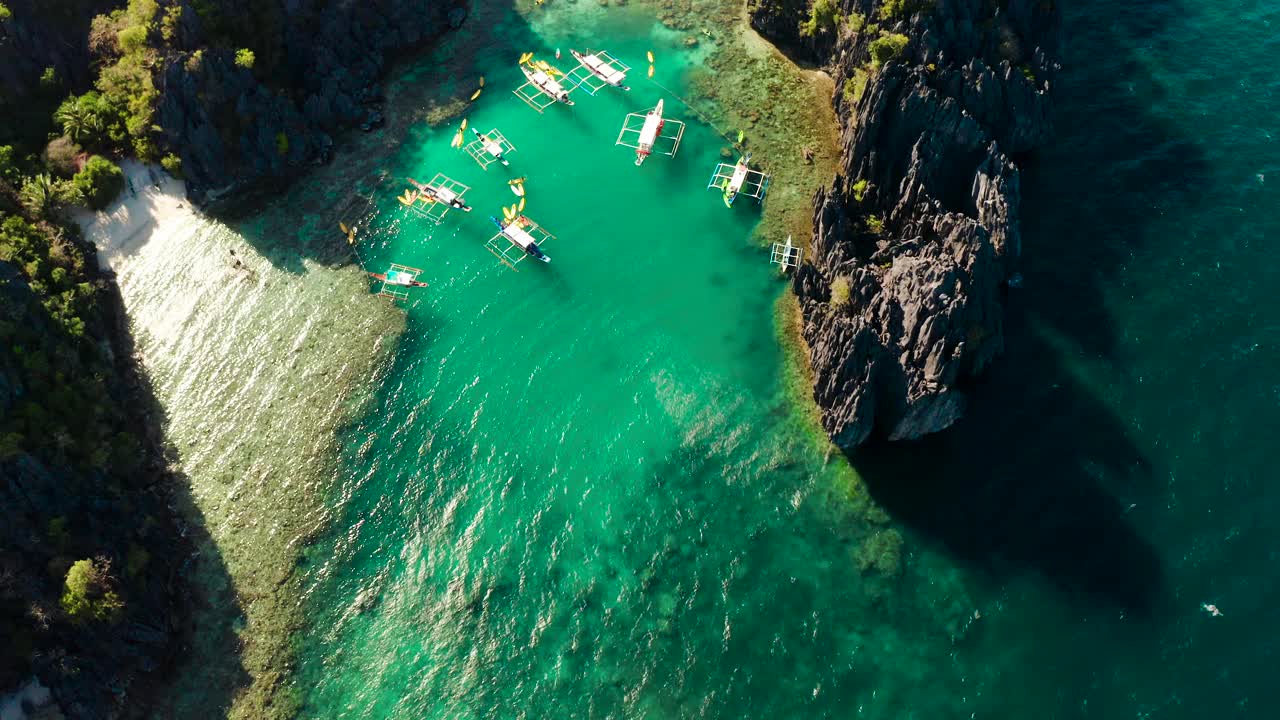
858;0;1280;715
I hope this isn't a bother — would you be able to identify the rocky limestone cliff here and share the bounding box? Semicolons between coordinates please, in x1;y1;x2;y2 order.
0;0;118;103
155;0;466;208
753;0;1059;448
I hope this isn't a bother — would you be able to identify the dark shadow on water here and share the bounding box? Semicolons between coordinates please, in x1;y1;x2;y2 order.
98;278;252;718
852;0;1210;613
1018;0;1211;361
853;296;1163;614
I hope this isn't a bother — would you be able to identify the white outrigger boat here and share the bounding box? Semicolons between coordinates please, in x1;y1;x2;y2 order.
513;56;575;112
370;263;427;302
398;173;471;224
615;99;686;166
463;127;516;169
565;49;631;95
708;153;771;207
486;213;555;269
770;235;802;271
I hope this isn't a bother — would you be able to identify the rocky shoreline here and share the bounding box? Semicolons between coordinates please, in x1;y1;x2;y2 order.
154;0;467;211
750;0;1060;449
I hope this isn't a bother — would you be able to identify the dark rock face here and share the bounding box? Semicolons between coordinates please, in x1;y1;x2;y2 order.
0;0;118;104
753;0;1059;449
157;0;463;208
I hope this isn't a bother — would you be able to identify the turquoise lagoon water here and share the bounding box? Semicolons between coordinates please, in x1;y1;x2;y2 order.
284;1;1280;718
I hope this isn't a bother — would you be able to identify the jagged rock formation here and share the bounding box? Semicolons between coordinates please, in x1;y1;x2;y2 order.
0;0;118;103
753;0;1059;449
155;0;466;208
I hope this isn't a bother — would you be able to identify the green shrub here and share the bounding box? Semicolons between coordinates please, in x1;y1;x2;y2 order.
869;32;910;68
880;0;933;20
160;152;182;177
851;178;869;202
866;215;885;234
73;156;125;210
40;67;60;91
0;144;19;183
275;131;288;156
800;0;841;37
235;48;255;69
845;12;865;33
842;67;870;104
43;136;82;177
60;558;125;624
0;4;10;21
46;517;71;550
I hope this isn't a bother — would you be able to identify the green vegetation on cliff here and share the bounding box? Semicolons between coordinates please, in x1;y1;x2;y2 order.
0;2;183;707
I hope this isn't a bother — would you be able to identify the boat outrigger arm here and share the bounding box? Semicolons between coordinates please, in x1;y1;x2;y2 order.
514;61;575;112
564;49;631;95
615;99;686;166
399;173;472;224
464;128;516;169
770;235;802;270
485;215;555;270
371;263;427;301
707;154;771;206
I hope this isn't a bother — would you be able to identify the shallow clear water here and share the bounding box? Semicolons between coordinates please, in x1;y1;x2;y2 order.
286;1;1280;718
293;5;970;718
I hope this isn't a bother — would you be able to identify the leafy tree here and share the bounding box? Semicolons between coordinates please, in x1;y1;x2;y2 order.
0;4;10;21
235;48;255;68
800;0;841;37
60;558;124;624
73;155;125;210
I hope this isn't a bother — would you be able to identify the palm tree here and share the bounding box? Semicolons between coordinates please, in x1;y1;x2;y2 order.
55;98;95;144
19;174;80;218
20;174;59;218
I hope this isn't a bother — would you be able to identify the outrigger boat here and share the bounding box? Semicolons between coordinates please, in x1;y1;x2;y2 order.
370;263;427;301
398;173;471;224
615;99;685;166
468;128;512;167
770;235;802;271
463;127;515;169
485;212;555;270
708;153;771;207
565;49;631;95
513;55;575;112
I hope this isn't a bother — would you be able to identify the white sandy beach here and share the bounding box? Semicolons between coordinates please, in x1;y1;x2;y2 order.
74;160;200;271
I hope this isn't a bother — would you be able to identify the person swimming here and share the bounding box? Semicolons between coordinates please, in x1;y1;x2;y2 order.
1202;603;1223;617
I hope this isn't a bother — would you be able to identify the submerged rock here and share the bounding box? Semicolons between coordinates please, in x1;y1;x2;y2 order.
753;0;1061;449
